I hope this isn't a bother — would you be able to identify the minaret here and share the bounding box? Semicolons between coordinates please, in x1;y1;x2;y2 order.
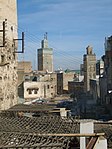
83;45;96;92
38;33;53;72
0;0;18;110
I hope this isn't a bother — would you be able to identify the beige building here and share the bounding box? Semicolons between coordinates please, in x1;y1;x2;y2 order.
57;72;75;94
38;72;57;98
0;0;18;110
83;46;96;92
17;61;33;99
24;73;57;100
18;61;32;74
24;82;53;100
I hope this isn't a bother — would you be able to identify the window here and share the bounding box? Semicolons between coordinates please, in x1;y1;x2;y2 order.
34;89;38;94
29;90;32;94
8;56;11;60
1;55;5;63
47;85;49;89
13;53;15;60
51;78;53;81
27;89;32;94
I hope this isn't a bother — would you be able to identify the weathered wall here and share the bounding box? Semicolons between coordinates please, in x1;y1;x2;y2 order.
0;0;18;110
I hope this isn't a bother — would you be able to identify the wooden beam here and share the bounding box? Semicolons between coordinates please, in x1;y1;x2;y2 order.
49;110;70;113
86;137;98;149
0;131;105;137
36;133;105;137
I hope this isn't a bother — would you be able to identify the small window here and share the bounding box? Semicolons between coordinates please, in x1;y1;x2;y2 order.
13;53;15;60
27;89;32;94
29;90;32;94
34;90;38;94
1;55;5;63
8;56;11;60
47;85;49;89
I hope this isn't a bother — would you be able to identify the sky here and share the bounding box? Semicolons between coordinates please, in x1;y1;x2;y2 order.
17;0;112;70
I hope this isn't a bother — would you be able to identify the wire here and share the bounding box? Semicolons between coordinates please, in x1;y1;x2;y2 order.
5;22;83;70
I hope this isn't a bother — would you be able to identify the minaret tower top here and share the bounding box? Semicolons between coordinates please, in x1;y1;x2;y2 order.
41;32;48;48
86;45;93;55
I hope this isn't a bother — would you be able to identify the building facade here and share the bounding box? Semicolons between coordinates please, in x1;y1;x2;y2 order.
57;72;75;94
68;81;84;94
24;73;57;100
0;0;18;110
18;61;32;74
105;36;112;92
17;61;33;101
90;78;100;103
38;33;53;72
103;36;112;115
83;46;96;92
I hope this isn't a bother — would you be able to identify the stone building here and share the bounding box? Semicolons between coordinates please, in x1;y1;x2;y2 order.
99;37;112;105
68;81;84;94
17;61;33;100
39;72;57;98
90;78;100;103
100;36;112;116
99;76;107;104
57;72;75;94
100;37;112;103
38;33;53;72
83;46;96;92
57;73;63;95
18;61;32;74
105;36;112;92
0;0;18;110
24;73;57;100
24;81;52;100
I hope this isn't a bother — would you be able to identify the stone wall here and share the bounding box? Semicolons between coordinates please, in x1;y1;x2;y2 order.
0;0;18;110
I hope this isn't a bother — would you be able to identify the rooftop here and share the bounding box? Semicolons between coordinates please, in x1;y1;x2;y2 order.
0;106;112;148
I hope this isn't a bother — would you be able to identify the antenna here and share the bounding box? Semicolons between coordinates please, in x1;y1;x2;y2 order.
44;32;48;40
46;32;48;40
